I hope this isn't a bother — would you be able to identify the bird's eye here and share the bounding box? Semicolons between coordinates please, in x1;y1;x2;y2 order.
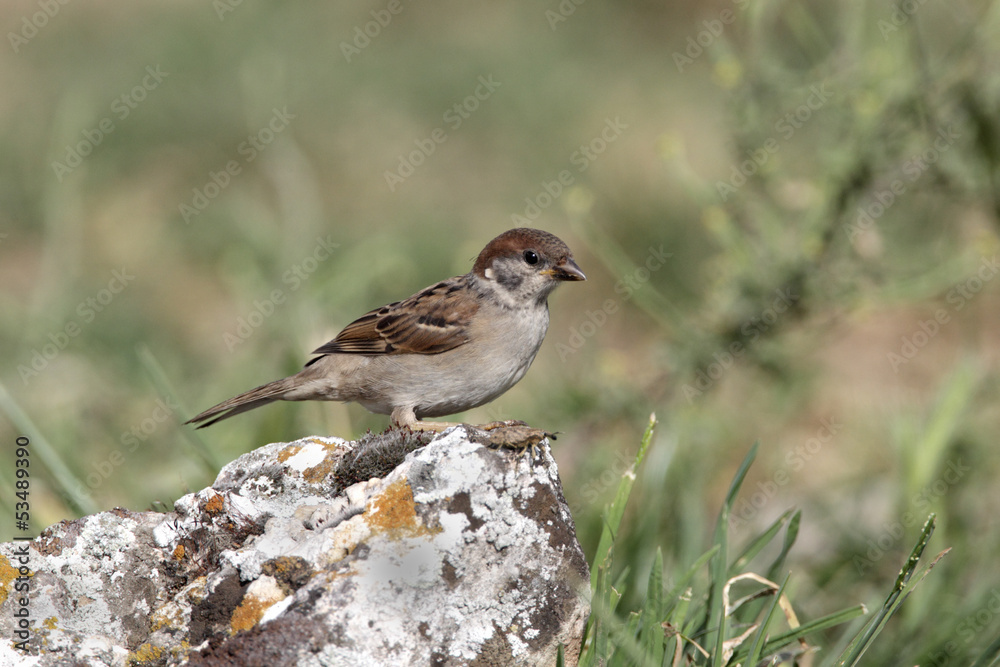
523;250;539;265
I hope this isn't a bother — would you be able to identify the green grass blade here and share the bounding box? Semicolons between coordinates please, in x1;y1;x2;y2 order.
758;604;868;658
590;412;657;589
583;585;643;667
834;514;943;666
672;587;693;629
744;573;790;667
586;568;623;664
708;442;759;666
766;510;801;583
592;560;610;662
724;442;760;509
663;544;720;620
580;417;656;666
709;527;729;664
671;588;694;666
729;508;795;576
611;568;630;616
642;547;666;664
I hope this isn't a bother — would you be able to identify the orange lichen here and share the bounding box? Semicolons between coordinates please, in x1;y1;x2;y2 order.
0;555;16;605
365;478;437;538
230;594;272;634
172;544;185;560
43;616;58;630
276;444;302;463
302;456;336;483
203;493;225;514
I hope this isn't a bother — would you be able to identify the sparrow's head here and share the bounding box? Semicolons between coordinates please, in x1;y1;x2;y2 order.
473;228;586;306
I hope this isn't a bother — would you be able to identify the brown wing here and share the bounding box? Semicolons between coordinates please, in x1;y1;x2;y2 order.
310;277;479;358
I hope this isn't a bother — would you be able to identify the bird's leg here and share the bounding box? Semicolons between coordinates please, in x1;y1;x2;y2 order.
391;406;465;433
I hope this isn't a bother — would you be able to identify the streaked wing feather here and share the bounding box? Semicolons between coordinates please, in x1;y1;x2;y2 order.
311;278;477;357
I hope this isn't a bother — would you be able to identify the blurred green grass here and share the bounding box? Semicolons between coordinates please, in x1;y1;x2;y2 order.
3;0;1000;663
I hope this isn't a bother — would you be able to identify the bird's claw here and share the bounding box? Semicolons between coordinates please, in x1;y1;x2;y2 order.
467;422;556;457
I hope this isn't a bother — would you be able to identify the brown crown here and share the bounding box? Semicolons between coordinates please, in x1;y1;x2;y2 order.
472;228;574;276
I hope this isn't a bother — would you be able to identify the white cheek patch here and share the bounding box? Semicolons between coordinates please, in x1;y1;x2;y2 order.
484;267;495;280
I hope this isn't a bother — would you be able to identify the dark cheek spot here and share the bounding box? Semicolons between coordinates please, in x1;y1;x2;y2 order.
497;271;524;291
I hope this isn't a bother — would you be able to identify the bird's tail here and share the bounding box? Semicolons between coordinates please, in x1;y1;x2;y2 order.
185;376;298;428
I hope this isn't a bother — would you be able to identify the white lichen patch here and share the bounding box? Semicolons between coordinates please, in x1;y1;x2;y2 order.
284;442;329;473
79;514;138;569
259;594;293;625
508;631;530;657
152;520;178;548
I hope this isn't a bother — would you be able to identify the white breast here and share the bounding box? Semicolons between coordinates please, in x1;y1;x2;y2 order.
359;303;550;419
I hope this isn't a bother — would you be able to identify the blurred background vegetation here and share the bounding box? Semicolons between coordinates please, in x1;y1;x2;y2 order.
3;0;1000;663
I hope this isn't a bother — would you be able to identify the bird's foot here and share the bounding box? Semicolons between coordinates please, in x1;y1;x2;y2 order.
479;420;557;441
395;417;556;456
470;421;556;456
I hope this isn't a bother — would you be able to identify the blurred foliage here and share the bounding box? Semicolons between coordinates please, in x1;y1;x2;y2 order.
3;0;1000;663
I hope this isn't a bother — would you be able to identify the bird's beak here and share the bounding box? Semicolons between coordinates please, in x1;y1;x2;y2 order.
543;258;587;282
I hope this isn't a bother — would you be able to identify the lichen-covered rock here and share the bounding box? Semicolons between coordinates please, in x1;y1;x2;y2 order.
0;427;590;666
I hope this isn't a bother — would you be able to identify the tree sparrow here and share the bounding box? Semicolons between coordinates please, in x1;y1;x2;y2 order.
186;228;585;433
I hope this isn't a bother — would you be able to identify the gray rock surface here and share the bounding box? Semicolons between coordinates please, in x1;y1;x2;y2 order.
0;426;590;666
